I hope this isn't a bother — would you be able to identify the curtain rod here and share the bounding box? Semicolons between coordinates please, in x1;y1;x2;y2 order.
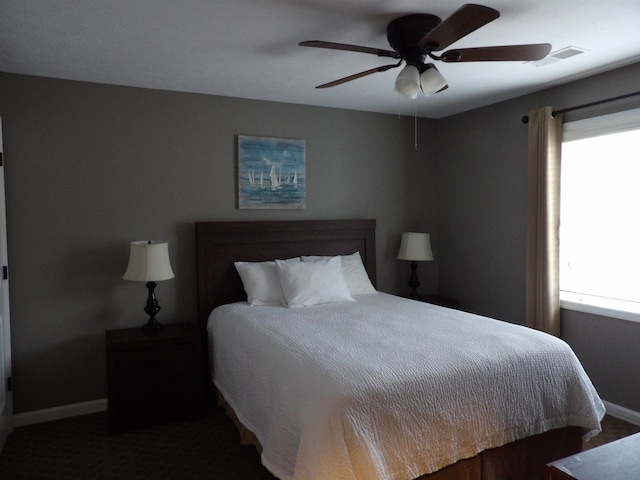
521;90;640;124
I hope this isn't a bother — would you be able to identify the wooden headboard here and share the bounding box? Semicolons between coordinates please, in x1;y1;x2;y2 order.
195;219;376;330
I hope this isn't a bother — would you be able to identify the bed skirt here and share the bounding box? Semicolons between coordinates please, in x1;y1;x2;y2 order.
216;389;583;480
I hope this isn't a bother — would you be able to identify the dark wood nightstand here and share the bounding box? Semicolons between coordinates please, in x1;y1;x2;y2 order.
545;432;640;479
106;322;204;435
410;294;459;309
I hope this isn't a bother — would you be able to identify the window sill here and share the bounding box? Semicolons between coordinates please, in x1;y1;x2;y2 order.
560;295;640;324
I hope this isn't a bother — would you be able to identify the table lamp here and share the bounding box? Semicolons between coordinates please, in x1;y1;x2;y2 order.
397;232;433;299
123;241;175;332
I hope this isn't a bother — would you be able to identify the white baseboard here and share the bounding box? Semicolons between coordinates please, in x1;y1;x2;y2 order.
603;400;640;426
12;398;107;428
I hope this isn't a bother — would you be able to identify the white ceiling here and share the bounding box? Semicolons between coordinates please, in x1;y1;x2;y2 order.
1;0;639;118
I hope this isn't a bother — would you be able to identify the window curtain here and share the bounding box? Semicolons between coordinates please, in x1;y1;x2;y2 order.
526;106;563;336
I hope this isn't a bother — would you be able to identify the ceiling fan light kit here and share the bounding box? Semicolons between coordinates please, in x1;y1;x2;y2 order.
300;3;551;99
394;64;448;98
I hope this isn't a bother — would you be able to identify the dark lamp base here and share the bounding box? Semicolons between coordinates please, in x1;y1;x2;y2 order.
141;281;163;333
407;260;421;299
141;317;164;333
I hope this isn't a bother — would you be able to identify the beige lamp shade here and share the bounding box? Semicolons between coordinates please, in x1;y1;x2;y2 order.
397;232;434;262
123;241;175;282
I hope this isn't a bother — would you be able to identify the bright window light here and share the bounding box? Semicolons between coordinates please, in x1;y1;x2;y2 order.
560;127;640;316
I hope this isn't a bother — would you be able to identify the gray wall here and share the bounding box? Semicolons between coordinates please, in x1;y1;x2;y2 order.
563;309;640;411
435;62;640;413
0;73;438;413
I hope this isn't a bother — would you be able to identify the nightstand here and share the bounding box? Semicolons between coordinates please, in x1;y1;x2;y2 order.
545;432;640;479
410;294;459;309
106;322;204;435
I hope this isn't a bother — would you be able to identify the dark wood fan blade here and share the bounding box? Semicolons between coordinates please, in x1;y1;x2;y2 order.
440;44;552;62
299;40;400;59
418;4;499;52
316;63;401;89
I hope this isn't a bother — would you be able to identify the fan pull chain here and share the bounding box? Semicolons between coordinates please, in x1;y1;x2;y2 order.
395;95;419;149
414;100;418;150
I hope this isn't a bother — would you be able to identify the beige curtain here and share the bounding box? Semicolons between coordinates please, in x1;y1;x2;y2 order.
526;106;563;336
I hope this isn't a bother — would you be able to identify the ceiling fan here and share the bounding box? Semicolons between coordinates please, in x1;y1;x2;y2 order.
299;4;551;98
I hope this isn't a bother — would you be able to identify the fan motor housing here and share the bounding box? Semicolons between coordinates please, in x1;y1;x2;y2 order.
387;14;441;64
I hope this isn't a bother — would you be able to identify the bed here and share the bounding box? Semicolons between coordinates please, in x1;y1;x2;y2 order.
195;219;604;480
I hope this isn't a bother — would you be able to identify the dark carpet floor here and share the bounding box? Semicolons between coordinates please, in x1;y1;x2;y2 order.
0;405;637;479
0;405;276;480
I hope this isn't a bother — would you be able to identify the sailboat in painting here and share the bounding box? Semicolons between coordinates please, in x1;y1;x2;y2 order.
247;168;266;189
269;164;281;189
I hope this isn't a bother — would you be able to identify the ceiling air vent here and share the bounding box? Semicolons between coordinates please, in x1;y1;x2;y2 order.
530;46;588;67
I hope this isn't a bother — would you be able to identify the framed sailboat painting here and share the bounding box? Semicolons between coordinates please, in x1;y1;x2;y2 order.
237;135;306;209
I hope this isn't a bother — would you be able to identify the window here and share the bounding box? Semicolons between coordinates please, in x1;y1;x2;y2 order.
560;108;640;322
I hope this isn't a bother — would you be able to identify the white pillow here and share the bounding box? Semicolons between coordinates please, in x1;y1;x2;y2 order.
276;256;354;307
234;258;300;305
302;252;376;295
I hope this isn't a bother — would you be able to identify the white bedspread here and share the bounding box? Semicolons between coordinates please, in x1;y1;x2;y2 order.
207;293;604;480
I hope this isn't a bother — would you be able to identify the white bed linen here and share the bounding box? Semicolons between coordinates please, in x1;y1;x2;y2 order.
207;293;604;480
